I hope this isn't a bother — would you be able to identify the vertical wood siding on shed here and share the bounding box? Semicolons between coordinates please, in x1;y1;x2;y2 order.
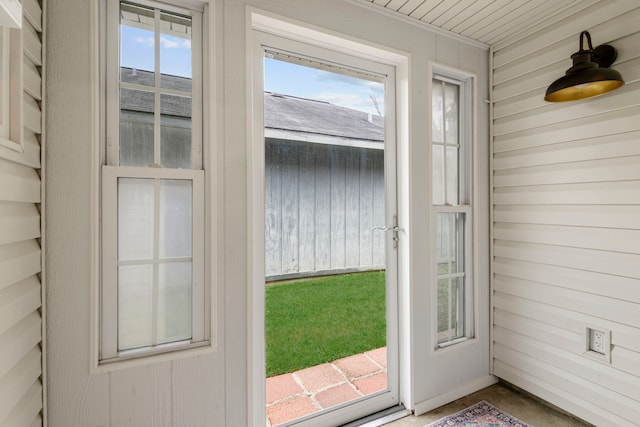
491;2;640;426
265;139;385;279
0;1;44;426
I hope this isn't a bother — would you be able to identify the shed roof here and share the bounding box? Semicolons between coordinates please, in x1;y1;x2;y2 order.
119;67;384;144
264;92;384;143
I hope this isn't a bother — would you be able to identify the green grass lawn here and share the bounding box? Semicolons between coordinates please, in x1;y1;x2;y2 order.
265;271;386;377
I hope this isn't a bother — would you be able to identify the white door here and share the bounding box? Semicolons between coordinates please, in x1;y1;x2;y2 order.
251;32;402;427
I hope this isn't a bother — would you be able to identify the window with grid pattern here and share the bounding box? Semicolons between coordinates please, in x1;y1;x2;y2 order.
432;75;473;347
100;0;208;363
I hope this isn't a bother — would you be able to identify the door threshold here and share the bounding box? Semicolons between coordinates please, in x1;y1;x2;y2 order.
339;405;411;427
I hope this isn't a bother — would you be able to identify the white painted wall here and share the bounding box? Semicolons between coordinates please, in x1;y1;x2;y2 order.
45;0;489;425
491;2;640;426
0;0;44;425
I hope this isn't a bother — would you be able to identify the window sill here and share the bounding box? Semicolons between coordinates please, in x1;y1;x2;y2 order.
93;340;214;373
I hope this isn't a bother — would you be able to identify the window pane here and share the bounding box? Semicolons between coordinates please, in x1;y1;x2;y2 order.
157;262;192;343
118;264;153;350
160;93;192;168
444;83;458;145
432;145;444;205
159;179;192;258
436;212;466;344
118;178;154;260
432;80;443;143
120;3;155;87
159;10;192;91
120;88;155;166
446;146;459;205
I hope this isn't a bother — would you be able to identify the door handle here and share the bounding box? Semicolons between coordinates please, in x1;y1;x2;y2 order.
371;216;400;248
371;225;399;232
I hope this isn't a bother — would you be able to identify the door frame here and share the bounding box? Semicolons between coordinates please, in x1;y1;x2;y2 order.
247;9;412;427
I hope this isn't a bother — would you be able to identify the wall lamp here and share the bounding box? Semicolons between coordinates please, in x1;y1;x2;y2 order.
544;31;624;102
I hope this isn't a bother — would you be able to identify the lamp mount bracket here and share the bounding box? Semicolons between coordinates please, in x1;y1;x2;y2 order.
592;44;617;68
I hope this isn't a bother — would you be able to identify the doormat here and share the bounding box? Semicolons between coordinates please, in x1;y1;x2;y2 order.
424;401;533;427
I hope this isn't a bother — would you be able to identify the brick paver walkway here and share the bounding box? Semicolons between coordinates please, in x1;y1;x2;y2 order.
266;347;387;426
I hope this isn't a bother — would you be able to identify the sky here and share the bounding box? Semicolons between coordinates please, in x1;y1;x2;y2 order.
121;25;385;115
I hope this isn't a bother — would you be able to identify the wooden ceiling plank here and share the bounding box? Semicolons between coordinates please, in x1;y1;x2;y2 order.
437;0;493;31
469;0;549;42
386;0;412;12
407;0;443;19
453;0;513;36
397;0;427;15
431;0;476;28
482;0;570;46
421;0;464;24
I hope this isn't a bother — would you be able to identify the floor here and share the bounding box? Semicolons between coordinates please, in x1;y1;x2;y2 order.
384;382;593;427
266;347;387;426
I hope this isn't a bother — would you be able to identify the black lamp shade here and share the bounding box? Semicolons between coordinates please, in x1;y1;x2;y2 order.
544;67;624;102
544;31;624;102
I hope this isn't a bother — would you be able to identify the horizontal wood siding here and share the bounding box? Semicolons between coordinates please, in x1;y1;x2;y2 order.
491;3;640;426
265;139;385;279
0;1;44;426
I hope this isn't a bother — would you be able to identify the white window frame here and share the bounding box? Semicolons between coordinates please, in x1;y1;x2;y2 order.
431;70;475;349
99;0;210;365
0;22;22;153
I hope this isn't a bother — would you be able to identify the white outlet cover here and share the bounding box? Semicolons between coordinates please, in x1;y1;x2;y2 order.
584;326;611;364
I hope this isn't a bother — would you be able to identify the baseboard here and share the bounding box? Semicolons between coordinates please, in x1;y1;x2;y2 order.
413;375;498;416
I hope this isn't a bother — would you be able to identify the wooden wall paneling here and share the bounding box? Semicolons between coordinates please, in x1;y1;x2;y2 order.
0;312;41;380
298;147;316;272
0;242;41;291
22;0;42;32
494;240;640;278
0;131;41;169
493;181;640;205
0;347;41;424
494;343;640;423
494;326;640;401
109;362;172;427
493;204;640;229
493;105;640;152
372;151;385;265
171;354;224;426
358;149;373;266
281;143;299;274
495;276;639;327
0;202;40;245
493;131;640;170
315;146;331;271
493;360;630;427
345;151;360;268
23;58;41;101
24;94;41;134
22;22;41;67
494;257;640;303
0;277;41;337
330;148;346;269
494;156;640;187
0;380;42;427
0;159;41;203
493;222;640;254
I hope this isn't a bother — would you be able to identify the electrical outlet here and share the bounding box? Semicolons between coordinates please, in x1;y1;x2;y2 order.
584;326;611;364
588;328;606;354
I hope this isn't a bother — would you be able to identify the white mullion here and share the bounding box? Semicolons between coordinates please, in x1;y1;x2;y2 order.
153;8;161;165
119;256;192;267
120;80;191;97
152;179;161;346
